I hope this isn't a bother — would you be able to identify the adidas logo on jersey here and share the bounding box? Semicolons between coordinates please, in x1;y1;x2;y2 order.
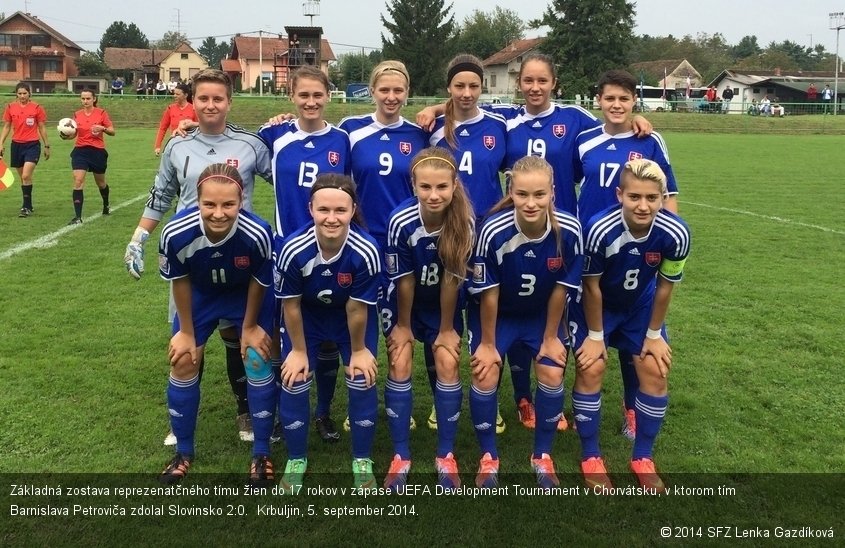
628;248;641;255
207;148;216;155
459;129;470;137
304;141;315;149
532;121;542;128
380;134;390;141
284;420;305;430
211;251;223;258
322;269;332;276
607;143;617;150
524;250;536;258
253;410;272;419
426;242;437;250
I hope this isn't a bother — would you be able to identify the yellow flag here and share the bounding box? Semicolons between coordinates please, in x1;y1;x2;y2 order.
0;158;16;191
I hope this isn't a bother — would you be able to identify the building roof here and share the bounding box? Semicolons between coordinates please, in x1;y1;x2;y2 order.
629;59;700;81
482;38;544;67
710;68;838;87
0;11;83;50
231;35;336;61
104;47;171;70
221;58;242;72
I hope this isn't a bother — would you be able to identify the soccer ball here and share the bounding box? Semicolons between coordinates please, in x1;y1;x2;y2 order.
57;118;77;139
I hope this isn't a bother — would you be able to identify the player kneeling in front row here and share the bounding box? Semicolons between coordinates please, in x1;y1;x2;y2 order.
276;174;382;490
157;164;277;486
571;158;690;491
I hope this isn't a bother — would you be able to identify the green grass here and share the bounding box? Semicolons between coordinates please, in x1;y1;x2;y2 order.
0;128;842;544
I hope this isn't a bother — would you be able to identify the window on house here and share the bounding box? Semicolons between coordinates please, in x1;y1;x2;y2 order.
752;87;760;94
170;69;181;81
0;34;19;48
30;34;50;47
491;74;497;88
180;53;189;60
30;59;61;74
0;58;16;72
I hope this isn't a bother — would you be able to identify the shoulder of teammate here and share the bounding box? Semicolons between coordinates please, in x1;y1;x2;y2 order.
386;197;420;243
584;206;622;252
348;225;381;274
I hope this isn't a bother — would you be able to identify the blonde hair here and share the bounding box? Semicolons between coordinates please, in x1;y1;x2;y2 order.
369;60;410;90
192;68;233;98
410;147;474;282
443;53;484;150
620;158;668;195
489;156;562;255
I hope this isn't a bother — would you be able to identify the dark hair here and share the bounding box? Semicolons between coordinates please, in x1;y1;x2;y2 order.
597;69;637;97
443;53;484;150
175;82;192;102
15;82;31;94
80;89;98;107
196;163;244;198
291;65;330;93
518;53;557;84
309;173;364;226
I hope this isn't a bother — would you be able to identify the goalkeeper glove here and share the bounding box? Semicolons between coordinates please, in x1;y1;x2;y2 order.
124;227;149;280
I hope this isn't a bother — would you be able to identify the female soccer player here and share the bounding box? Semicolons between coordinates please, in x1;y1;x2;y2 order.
157;163;276;486
67;89;114;225
275;174;382;490
468;156;583;488
153;83;196;156
382;148;474;490
574;70;680;440
0;82;50;217
571;158;690;491
258;65;351;443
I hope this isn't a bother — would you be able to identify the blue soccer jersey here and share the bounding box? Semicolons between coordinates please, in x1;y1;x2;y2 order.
429;110;508;221
575;126;679;226
582;205;690;312
258;120;350;237
469;207;583;315
338;114;429;247
158;208;275;344
488;103;600;216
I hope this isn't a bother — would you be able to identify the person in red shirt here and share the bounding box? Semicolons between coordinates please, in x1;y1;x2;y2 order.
153;83;196;156
0;82;50;217
66;89;115;225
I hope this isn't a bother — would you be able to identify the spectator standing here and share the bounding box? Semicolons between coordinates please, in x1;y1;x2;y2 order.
721;87;733;113
822;84;833;114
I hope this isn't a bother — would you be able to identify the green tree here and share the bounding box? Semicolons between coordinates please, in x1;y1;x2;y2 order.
381;0;456;96
98;21;149;59
531;0;635;98
76;52;110;76
454;7;524;61
198;36;231;69
335;51;377;90
732;35;762;59
153;31;189;51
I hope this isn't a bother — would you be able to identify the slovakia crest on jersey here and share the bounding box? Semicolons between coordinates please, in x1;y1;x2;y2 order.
385;253;398;275
225;158;240;168
628;151;643;161
337;272;352;288
472;263;486;284
328;151;340;167
159;254;170;276
234;256;250;269
399;142;412;156
645;252;661;267
552;124;566;138
483;135;495;150
547;257;562;272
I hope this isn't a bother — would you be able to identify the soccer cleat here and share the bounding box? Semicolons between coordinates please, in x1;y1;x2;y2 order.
352;458;376;488
279;458;307;493
496;406;506;434
163;429;177;446
383;454;412;491
159;453;192;484
475;452;500;488
581;456;612;490
531;453;560;488
249;455;275;487
517;398;536;429
18;208;32;218
68;217;82;225
427;405;438;430
237;413;254;442
435;452;461;488
630;458;665;491
102;205;111;215
409;415;417;430
621;407;636;441
270;419;283;443
557;413;569;431
343;415;351;432
315;415;340;442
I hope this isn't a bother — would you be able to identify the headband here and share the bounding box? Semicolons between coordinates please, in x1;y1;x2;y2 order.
310;182;357;203
413;156;457;172
197;174;243;191
447;62;483;85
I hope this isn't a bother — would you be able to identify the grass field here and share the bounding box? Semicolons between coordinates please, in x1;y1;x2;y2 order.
1;117;843;544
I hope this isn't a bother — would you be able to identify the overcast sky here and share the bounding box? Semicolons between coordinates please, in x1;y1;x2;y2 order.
10;0;842;56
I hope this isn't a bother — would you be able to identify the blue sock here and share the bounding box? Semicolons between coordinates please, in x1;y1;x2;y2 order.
619;350;639;410
384;377;412;460
347;374;377;459
434;380;462;458
572;390;602;459
314;350;339;417
469;385;498;459
533;381;564;457
633;392;668;460
247;373;277;457
168;374;200;457
506;345;533;403
423;345;437;396
278;378;311;459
